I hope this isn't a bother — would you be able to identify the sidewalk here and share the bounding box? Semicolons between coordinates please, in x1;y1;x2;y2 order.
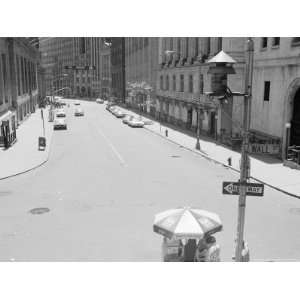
0;107;54;180
117;105;300;198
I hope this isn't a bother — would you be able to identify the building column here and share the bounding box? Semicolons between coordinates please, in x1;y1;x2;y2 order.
179;38;187;65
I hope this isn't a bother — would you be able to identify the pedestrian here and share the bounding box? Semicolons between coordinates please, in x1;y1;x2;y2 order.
183;239;197;262
195;235;220;262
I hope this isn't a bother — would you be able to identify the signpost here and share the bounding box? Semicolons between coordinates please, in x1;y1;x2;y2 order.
222;181;264;197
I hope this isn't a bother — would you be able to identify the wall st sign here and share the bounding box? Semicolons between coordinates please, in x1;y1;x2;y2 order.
249;143;280;155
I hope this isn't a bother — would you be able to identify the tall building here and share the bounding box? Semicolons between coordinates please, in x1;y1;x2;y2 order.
39;37;74;97
0;37;39;148
111;38;125;102
40;37;103;99
99;38;111;100
125;37;158;115
73;37;102;98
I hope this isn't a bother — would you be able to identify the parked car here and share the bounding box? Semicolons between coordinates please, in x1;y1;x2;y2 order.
96;98;104;104
113;109;125;118
127;117;144;128
74;101;81;106
74;107;84;116
122;115;134;125
53;111;67;130
109;106;117;113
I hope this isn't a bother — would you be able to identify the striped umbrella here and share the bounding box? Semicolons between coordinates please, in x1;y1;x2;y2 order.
153;207;222;239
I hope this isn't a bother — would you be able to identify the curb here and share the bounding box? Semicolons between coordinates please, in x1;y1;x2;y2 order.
115;105;300;199
0;129;54;182
144;126;300;200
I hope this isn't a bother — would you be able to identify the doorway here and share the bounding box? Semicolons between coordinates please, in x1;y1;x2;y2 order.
187;108;193;129
290;88;300;146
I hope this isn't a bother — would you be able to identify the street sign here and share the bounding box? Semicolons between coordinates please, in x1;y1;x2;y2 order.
222;181;264;196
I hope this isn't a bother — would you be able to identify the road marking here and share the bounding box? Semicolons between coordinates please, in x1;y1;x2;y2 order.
93;125;127;167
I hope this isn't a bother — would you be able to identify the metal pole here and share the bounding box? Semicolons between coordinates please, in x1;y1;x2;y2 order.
235;38;254;262
195;100;201;150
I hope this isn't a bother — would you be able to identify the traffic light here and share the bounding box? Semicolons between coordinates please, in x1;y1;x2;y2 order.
85;66;89;70
92;66;96;70
72;66;76;70
64;66;69;69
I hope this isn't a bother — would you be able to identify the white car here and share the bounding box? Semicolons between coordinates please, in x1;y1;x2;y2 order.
74;107;84;116
54;112;67;130
127;117;144;128
110;106;118;114
96;98;104;104
122;115;134;124
113;109;125;118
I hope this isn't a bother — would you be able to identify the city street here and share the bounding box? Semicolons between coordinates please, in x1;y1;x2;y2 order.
0;99;300;261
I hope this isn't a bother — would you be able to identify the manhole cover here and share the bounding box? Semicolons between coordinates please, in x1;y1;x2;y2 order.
171;155;181;158
29;207;50;215
289;208;300;215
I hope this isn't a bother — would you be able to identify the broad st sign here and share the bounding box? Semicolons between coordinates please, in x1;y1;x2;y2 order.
222;181;264;196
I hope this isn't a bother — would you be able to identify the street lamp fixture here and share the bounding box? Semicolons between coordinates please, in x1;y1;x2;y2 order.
207;40;254;262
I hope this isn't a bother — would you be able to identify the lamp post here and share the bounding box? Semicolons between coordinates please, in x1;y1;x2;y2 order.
207;39;254;262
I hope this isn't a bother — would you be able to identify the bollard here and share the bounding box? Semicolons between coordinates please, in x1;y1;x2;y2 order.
227;157;232;166
165;129;168;137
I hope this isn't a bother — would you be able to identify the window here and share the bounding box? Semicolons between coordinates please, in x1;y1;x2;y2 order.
80;38;85;54
291;37;300;46
177;38;181;53
1;54;8;102
172;75;176;91
272;37;280;47
195;38;199;58
166;75;169;90
217;37;222;52
261;37;268;49
263;81;270;101
180;74;184;92
16;56;21;96
189;75;193;93
0;59;3;105
199;74;204;94
160;75;163;90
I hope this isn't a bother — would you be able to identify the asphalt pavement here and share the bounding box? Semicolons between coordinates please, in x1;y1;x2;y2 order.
0;99;300;261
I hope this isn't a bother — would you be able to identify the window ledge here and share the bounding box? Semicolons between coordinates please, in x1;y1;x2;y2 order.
271;45;280;49
260;47;268;51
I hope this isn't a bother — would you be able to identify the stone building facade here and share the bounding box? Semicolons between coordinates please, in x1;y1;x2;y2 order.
124;37;158;115
0;38;39;148
99;39;111;100
249;37;300;160
156;37;245;144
